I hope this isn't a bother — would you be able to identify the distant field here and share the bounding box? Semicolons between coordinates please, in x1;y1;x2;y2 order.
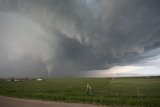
0;77;160;107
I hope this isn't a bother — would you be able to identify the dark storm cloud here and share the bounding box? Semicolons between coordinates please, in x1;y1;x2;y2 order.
0;0;160;77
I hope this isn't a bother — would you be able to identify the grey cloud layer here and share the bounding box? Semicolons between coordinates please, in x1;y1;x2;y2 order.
0;0;160;77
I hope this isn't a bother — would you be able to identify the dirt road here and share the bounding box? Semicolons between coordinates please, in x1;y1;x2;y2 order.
0;96;108;107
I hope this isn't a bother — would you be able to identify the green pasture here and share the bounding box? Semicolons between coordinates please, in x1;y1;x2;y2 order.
0;77;160;107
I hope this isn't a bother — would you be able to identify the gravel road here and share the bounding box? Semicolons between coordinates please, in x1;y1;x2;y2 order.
0;96;109;107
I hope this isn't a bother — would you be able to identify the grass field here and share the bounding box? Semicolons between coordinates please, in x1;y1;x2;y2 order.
0;77;160;107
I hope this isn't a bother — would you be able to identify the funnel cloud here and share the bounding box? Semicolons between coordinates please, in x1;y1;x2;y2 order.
0;0;160;77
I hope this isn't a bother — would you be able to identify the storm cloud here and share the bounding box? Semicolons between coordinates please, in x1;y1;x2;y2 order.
0;0;160;77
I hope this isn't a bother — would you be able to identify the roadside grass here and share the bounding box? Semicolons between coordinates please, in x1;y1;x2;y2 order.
0;77;160;107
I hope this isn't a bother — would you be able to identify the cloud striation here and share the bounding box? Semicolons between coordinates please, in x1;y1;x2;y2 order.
0;0;160;77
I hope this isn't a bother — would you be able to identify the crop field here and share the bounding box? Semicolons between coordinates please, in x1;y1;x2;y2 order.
0;77;160;107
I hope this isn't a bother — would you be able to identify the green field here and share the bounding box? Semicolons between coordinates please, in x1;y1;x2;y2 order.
0;77;160;107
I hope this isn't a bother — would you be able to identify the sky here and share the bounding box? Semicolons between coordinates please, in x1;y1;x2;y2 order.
0;0;160;78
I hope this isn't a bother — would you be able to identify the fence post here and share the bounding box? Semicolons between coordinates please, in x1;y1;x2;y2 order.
86;84;92;95
137;87;140;99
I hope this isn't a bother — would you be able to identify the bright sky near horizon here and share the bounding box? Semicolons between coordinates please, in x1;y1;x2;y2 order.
86;65;160;77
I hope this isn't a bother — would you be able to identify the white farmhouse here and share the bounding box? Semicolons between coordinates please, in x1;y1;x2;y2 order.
36;78;43;81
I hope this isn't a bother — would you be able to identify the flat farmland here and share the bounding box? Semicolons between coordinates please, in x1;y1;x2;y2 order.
0;77;160;107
